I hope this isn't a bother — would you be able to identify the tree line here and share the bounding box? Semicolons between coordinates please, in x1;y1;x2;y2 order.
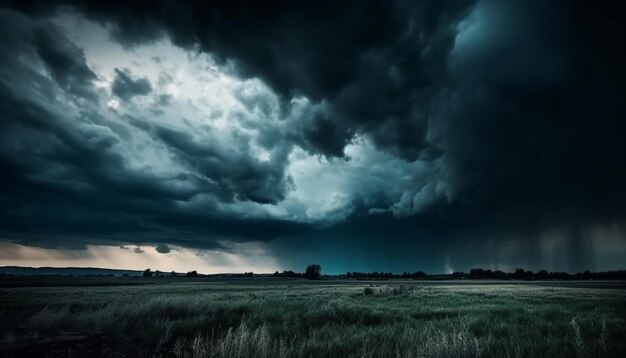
273;264;322;279
342;268;626;280
139;266;626;280
457;268;626;280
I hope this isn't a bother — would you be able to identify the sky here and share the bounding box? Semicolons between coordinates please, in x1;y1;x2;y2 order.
0;0;625;274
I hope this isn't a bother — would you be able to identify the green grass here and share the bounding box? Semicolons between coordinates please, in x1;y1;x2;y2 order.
0;279;625;357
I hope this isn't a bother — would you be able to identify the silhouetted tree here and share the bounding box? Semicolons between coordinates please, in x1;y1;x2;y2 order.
305;264;322;279
143;268;153;277
493;270;506;279
186;270;198;277
536;270;548;279
170;271;177;277
513;268;526;279
277;270;301;278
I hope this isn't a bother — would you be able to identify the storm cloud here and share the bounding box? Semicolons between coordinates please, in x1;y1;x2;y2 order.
155;244;170;254
111;67;152;100
0;0;625;272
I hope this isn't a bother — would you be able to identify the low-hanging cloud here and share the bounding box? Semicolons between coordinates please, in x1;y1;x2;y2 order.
155;243;170;254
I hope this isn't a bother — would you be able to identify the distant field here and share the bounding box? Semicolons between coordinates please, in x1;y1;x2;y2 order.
0;278;625;357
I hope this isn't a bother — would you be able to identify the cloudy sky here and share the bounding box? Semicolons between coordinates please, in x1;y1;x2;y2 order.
0;0;625;274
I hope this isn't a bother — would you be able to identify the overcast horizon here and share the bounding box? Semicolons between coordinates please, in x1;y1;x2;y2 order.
0;0;625;274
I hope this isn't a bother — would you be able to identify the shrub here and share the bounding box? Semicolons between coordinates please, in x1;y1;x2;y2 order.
363;287;375;296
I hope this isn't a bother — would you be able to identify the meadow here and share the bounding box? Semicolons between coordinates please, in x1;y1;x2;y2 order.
0;278;625;357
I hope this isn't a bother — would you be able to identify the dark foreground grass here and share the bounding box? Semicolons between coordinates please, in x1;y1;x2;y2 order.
0;279;625;357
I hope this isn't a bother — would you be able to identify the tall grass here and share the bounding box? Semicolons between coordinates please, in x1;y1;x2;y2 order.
1;282;625;357
570;318;584;358
163;321;485;358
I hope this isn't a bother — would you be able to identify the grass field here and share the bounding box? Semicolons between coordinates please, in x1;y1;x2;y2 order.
0;278;625;357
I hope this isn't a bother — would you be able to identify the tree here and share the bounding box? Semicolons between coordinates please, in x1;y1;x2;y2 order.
143;269;153;277
513;268;526;279
186;270;198;277
305;264;321;280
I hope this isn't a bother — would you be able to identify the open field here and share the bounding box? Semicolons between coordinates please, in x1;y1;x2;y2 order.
1;279;625;357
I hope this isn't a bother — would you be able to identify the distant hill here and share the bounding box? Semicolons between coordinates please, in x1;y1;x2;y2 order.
0;266;142;277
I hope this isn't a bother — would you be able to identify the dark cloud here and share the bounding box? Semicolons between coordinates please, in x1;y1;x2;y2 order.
111;67;152;100
155;243;170;253
285;104;354;158
147;123;293;204
155;93;171;106
4;0;476;158
0;0;625;272
33;23;99;100
0;9;305;251
428;0;626;223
